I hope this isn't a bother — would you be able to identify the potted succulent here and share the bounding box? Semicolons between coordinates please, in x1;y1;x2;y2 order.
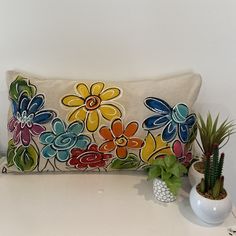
188;113;235;186
190;145;232;224
147;155;187;203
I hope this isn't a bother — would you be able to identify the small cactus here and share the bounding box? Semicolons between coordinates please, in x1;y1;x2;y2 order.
212;178;221;199
199;145;225;199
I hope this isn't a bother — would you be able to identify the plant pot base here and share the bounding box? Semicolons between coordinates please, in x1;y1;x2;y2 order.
153;178;176;203
190;185;232;225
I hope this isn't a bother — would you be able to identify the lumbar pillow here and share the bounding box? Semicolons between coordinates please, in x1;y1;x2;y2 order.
4;71;201;173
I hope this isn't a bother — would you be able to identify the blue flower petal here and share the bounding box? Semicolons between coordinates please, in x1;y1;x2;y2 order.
178;123;189;143
52;118;66;135
12;99;18;116
57;150;70;162
144;97;171;114
143;114;170;130
75;135;91;149
42;144;57;159
68;121;84;135
33;110;55;124
28;94;44;114
39;132;55;145
52;133;77;150
162;121;177;142
172;104;189;123
186;114;196;128
18;94;30;114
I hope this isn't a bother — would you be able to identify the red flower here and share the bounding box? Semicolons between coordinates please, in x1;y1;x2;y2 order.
172;140;192;167
68;144;112;169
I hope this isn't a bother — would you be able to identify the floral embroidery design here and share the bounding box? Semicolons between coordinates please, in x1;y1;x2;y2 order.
68;144;112;169
7;76;56;172
99;118;144;159
143;97;196;143
172;140;193;167
140;133;173;164
61;82;122;132
39;118;91;162
8;93;55;146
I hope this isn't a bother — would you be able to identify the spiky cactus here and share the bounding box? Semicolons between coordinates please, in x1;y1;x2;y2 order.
199;145;225;199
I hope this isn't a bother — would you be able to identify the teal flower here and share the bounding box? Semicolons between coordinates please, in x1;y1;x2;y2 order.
39;118;91;162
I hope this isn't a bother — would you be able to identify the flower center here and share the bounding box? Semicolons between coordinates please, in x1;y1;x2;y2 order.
115;135;128;147
85;95;101;110
17;111;34;127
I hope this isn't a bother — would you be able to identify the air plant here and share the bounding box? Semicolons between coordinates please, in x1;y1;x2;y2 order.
197;113;235;157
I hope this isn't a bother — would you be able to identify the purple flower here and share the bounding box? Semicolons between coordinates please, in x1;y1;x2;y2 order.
8;93;55;146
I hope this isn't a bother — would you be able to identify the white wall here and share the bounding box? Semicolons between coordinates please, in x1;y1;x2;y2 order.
0;0;235;203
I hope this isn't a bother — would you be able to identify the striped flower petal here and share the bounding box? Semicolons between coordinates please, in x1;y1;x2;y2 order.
62;95;84;107
76;83;90;99
91;82;104;96
100;88;120;101
68;107;87;122
86;110;99;132
99;104;121;121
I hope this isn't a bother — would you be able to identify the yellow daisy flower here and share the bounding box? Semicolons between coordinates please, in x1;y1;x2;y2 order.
62;82;122;132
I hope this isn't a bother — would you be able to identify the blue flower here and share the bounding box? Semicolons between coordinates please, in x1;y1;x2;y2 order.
142;97;196;143
39;118;91;162
8;93;55;146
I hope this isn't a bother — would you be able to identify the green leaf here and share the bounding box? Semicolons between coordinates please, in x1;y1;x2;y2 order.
7;139;17;167
13;145;39;172
161;169;172;181
178;163;188;175
148;166;161;180
111;153;140;170
152;158;165;167
9;76;36;102
165;176;182;196
168;164;180;177
163;155;176;168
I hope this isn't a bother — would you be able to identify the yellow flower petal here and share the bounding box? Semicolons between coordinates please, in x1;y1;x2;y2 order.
141;132;156;163
68;107;87;122
86;110;99;132
91;82;104;96
76;83;90;99
155;134;167;149
141;133;173;163
62;95;84;107
99;104;121;121
100;88;121;101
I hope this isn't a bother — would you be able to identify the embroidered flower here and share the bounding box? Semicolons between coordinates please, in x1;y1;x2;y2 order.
39;118;91;162
99;118;144;159
172;140;193;166
140;133;173;164
143;97;196;143
68;144;112;169
8;93;55;146
61;82;122;132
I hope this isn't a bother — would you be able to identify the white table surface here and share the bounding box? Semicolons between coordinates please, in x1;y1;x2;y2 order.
0;172;235;236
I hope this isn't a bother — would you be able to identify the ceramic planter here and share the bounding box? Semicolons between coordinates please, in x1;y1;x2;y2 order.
190;184;232;225
188;161;204;187
153;178;176;203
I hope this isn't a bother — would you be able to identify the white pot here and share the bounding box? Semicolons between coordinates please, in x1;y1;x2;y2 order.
188;161;204;187
153;178;176;203
190;184;232;225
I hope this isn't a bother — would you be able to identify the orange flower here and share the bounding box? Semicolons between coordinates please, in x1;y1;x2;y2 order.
99;118;144;159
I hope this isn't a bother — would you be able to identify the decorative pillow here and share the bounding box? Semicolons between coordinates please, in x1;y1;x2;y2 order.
4;71;201;173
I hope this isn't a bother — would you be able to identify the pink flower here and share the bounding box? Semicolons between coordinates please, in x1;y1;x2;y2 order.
172;140;192;166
